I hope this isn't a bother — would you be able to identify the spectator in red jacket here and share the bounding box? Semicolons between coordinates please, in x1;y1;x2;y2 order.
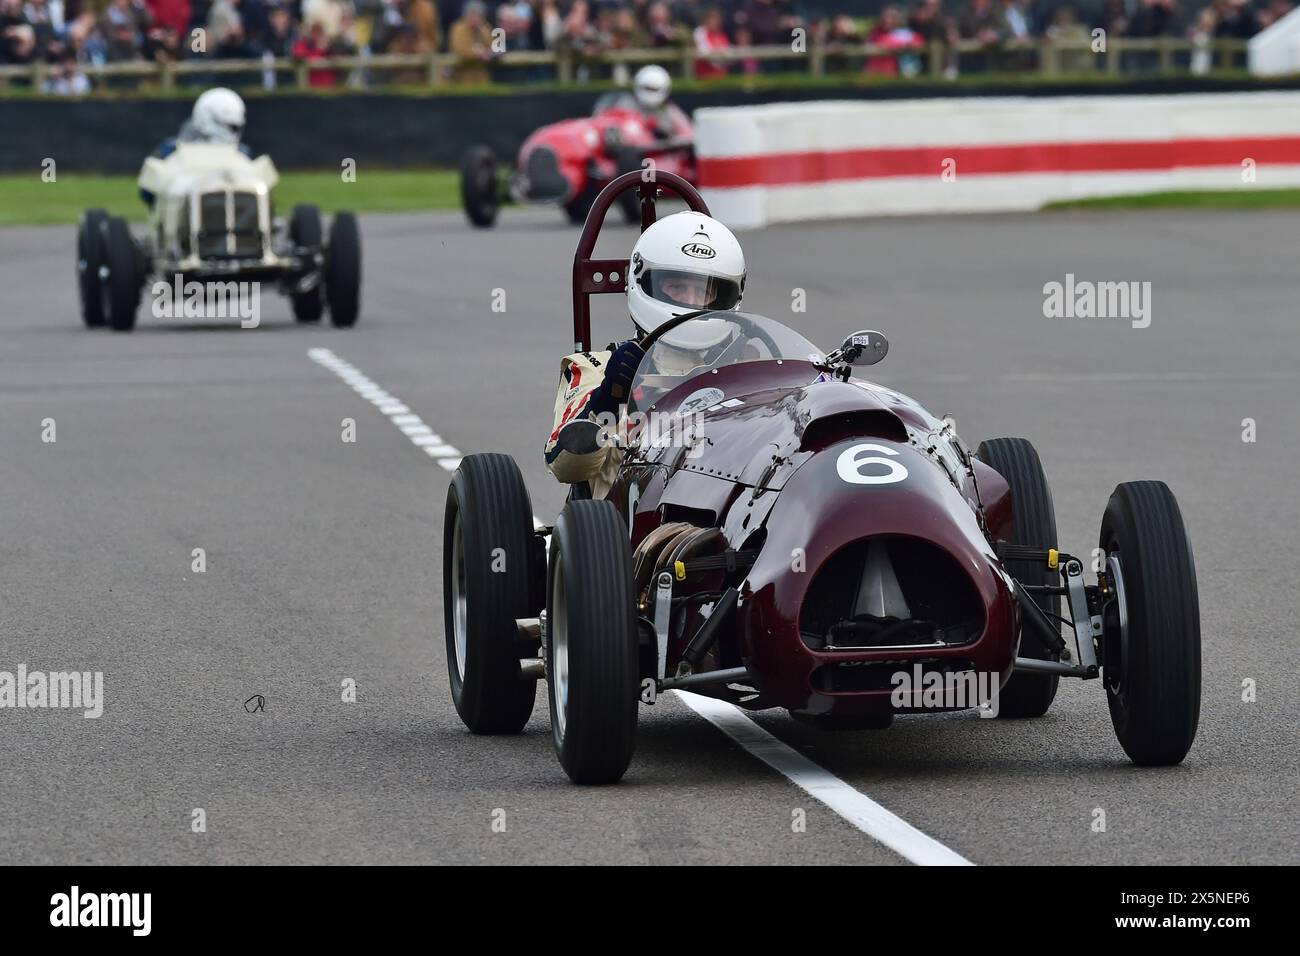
866;6;922;76
146;0;190;37
292;17;335;87
693;6;730;78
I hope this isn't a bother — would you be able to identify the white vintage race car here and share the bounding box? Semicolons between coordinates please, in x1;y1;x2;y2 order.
76;142;361;331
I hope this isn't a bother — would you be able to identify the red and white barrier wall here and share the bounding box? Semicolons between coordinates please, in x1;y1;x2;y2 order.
694;93;1300;228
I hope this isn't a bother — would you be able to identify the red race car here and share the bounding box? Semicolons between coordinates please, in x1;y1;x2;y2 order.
459;91;695;228
444;172;1202;784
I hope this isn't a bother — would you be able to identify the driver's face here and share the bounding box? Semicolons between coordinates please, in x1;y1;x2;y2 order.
661;274;712;309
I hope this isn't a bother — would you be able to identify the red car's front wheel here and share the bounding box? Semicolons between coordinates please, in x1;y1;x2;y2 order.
460;145;500;228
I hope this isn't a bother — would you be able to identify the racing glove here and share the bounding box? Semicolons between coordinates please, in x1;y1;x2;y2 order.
584;338;645;419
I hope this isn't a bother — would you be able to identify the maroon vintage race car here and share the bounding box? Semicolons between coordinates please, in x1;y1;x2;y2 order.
443;172;1202;785
458;92;695;228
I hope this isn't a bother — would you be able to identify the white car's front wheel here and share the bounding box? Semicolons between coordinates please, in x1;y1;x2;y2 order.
77;208;109;328
326;213;361;328
100;216;141;333
289;204;324;323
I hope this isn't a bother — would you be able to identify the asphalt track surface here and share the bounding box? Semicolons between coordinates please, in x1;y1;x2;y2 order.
1;207;1296;866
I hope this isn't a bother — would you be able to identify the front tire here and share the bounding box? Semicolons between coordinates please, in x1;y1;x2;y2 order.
444;454;539;734
976;437;1060;718
289;204;324;323
459;145;500;228
100;215;140;332
563;183;599;226
77;208;109;328
546;499;639;784
1100;481;1200;766
325;212;361;327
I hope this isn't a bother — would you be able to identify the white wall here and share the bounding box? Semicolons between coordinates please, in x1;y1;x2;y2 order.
1249;8;1300;76
695;93;1300;227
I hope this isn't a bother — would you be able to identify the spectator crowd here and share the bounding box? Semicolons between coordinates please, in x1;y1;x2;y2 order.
2;0;1295;92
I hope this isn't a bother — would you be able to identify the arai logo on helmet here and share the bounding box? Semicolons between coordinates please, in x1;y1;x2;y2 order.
681;242;716;260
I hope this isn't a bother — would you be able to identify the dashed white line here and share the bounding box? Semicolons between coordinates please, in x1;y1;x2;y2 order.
309;346;972;866
308;347;463;471
676;691;973;866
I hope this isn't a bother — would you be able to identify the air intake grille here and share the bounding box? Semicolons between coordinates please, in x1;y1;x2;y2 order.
523;147;568;202
194;190;262;259
800;535;984;651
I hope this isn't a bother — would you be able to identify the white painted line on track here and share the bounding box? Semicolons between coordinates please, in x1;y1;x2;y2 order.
309;347;972;865
308;347;464;472
675;691;974;866
309;348;540;528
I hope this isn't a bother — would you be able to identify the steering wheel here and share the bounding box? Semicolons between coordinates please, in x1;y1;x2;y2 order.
634;309;709;352
630;312;791;413
636;311;784;360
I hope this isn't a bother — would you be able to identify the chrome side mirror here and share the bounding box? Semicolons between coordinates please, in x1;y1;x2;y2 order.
837;329;889;367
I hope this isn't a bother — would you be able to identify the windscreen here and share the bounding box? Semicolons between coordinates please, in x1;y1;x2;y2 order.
628;311;824;414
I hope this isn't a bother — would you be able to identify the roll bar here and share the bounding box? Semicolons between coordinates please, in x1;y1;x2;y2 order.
571;169;710;352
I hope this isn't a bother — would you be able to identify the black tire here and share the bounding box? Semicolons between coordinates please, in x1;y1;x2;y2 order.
444;454;539;734
78;209;109;328
563;183;599;226
976;437;1061;718
325;212;361;327
546;499;639;784
288;204;324;323
100;215;140;332
1100;481;1201;766
459;145;500;228
615;151;643;223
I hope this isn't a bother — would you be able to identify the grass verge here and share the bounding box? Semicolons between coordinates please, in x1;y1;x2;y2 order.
0;168;461;225
1043;188;1300;211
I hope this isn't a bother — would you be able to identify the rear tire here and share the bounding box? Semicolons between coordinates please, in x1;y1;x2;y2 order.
1100;481;1200;765
460;145;500;228
563;183;599;226
615;151;643;223
100;216;140;332
78;209;109;328
546;499;639;784
325;212;361;327
289;204;324;323
444;454;539;734
976;437;1060;718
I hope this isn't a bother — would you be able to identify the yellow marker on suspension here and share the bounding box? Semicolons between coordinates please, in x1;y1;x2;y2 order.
1047;549;1059;569
674;560;686;581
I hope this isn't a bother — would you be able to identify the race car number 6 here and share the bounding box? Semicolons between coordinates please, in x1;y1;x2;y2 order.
836;443;908;485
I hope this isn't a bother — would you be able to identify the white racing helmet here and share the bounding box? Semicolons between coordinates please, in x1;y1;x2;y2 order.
627;211;746;361
191;88;246;144
633;64;671;110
